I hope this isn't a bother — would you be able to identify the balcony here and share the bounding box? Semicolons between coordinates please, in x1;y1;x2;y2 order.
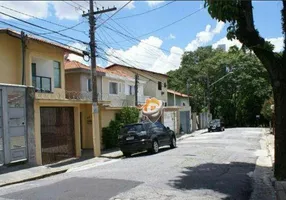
32;75;52;93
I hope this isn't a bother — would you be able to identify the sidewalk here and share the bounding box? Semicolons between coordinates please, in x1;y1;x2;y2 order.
177;129;207;141
0;128;206;187
0;157;111;187
265;131;286;200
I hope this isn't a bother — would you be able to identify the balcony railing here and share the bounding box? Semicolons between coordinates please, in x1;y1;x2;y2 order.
32;76;52;93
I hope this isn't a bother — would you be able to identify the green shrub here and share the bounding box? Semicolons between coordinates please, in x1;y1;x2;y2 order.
102;107;140;149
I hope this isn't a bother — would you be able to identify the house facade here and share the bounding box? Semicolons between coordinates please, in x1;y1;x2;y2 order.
65;60;148;107
106;64;168;105
0;29;85;165
167;89;190;106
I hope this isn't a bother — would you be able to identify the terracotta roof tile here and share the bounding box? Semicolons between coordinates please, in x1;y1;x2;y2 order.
167;89;190;97
64;60;132;78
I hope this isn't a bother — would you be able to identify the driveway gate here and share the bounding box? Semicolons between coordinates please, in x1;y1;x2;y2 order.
0;85;27;165
40;107;75;165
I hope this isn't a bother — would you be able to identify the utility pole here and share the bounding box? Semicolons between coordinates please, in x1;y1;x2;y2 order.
21;31;27;85
83;0;116;157
206;76;210;114
186;78;190;106
135;74;139;106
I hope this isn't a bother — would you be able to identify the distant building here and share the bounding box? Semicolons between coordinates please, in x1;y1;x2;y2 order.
217;44;226;51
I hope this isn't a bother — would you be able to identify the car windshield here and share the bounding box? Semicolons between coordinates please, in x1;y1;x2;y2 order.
209;119;220;125
120;124;144;134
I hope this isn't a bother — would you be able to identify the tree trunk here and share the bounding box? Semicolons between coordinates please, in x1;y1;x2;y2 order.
273;72;286;180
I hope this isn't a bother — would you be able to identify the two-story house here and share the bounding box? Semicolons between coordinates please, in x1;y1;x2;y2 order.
106;64;168;105
0;29;85;165
64;60;148;107
64;60;149;151
167;89;192;133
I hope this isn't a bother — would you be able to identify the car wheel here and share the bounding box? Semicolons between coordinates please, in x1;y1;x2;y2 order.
152;140;159;154
170;136;177;148
123;152;131;157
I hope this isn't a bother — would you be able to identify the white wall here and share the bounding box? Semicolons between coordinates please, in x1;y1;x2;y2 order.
80;73;101;93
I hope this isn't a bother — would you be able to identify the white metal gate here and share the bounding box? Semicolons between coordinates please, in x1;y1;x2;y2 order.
0;86;27;165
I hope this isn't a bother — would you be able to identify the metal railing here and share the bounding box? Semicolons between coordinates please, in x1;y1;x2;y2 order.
32;76;52;93
65;91;131;107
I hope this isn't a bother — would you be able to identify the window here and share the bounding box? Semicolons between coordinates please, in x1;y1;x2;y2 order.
158;81;162;90
31;63;36;76
87;79;92;92
53;61;61;88
109;82;118;95
128;85;135;95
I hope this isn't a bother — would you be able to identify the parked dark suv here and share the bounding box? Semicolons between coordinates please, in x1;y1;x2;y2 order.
208;119;225;132
118;122;177;157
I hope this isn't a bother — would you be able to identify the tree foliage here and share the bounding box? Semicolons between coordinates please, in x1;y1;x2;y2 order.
167;46;271;127
261;96;274;121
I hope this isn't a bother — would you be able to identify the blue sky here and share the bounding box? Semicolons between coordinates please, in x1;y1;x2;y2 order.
0;1;284;73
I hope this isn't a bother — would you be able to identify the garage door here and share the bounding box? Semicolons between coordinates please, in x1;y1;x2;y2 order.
163;111;177;133
40;107;75;165
180;111;191;133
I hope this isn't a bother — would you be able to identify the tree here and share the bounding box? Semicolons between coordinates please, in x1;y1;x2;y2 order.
168;46;271;127
204;0;286;180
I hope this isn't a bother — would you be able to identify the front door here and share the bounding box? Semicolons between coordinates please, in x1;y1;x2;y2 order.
40;107;75;165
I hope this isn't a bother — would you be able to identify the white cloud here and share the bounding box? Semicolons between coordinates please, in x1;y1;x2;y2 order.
51;1;135;21
104;36;183;74
146;1;164;7
67;42;90;65
266;37;284;52
0;1;134;21
212;37;242;51
212;36;284;52
167;33;176;40
0;1;49;20
185;21;225;51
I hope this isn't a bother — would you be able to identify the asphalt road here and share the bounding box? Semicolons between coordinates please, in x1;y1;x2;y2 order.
0;128;272;200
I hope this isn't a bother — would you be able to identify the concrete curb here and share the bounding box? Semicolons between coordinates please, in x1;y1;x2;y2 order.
177;129;207;141
99;154;123;159
0;169;67;188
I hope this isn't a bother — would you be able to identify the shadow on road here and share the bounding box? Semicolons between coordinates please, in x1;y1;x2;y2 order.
168;162;269;200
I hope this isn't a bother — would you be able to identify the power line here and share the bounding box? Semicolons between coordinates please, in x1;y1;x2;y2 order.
0;5;88;35
96;1;132;29
0;11;89;45
0;18;79;43
138;7;204;38
69;0;88;11
103;24;183;56
38;21;85;35
0;20;86;54
102;7;204;45
97;16;167;58
63;0;86;12
114;1;176;20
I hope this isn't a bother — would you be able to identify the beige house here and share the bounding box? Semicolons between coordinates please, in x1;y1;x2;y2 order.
0;29;85;165
64;60;149;150
106;64;168;105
